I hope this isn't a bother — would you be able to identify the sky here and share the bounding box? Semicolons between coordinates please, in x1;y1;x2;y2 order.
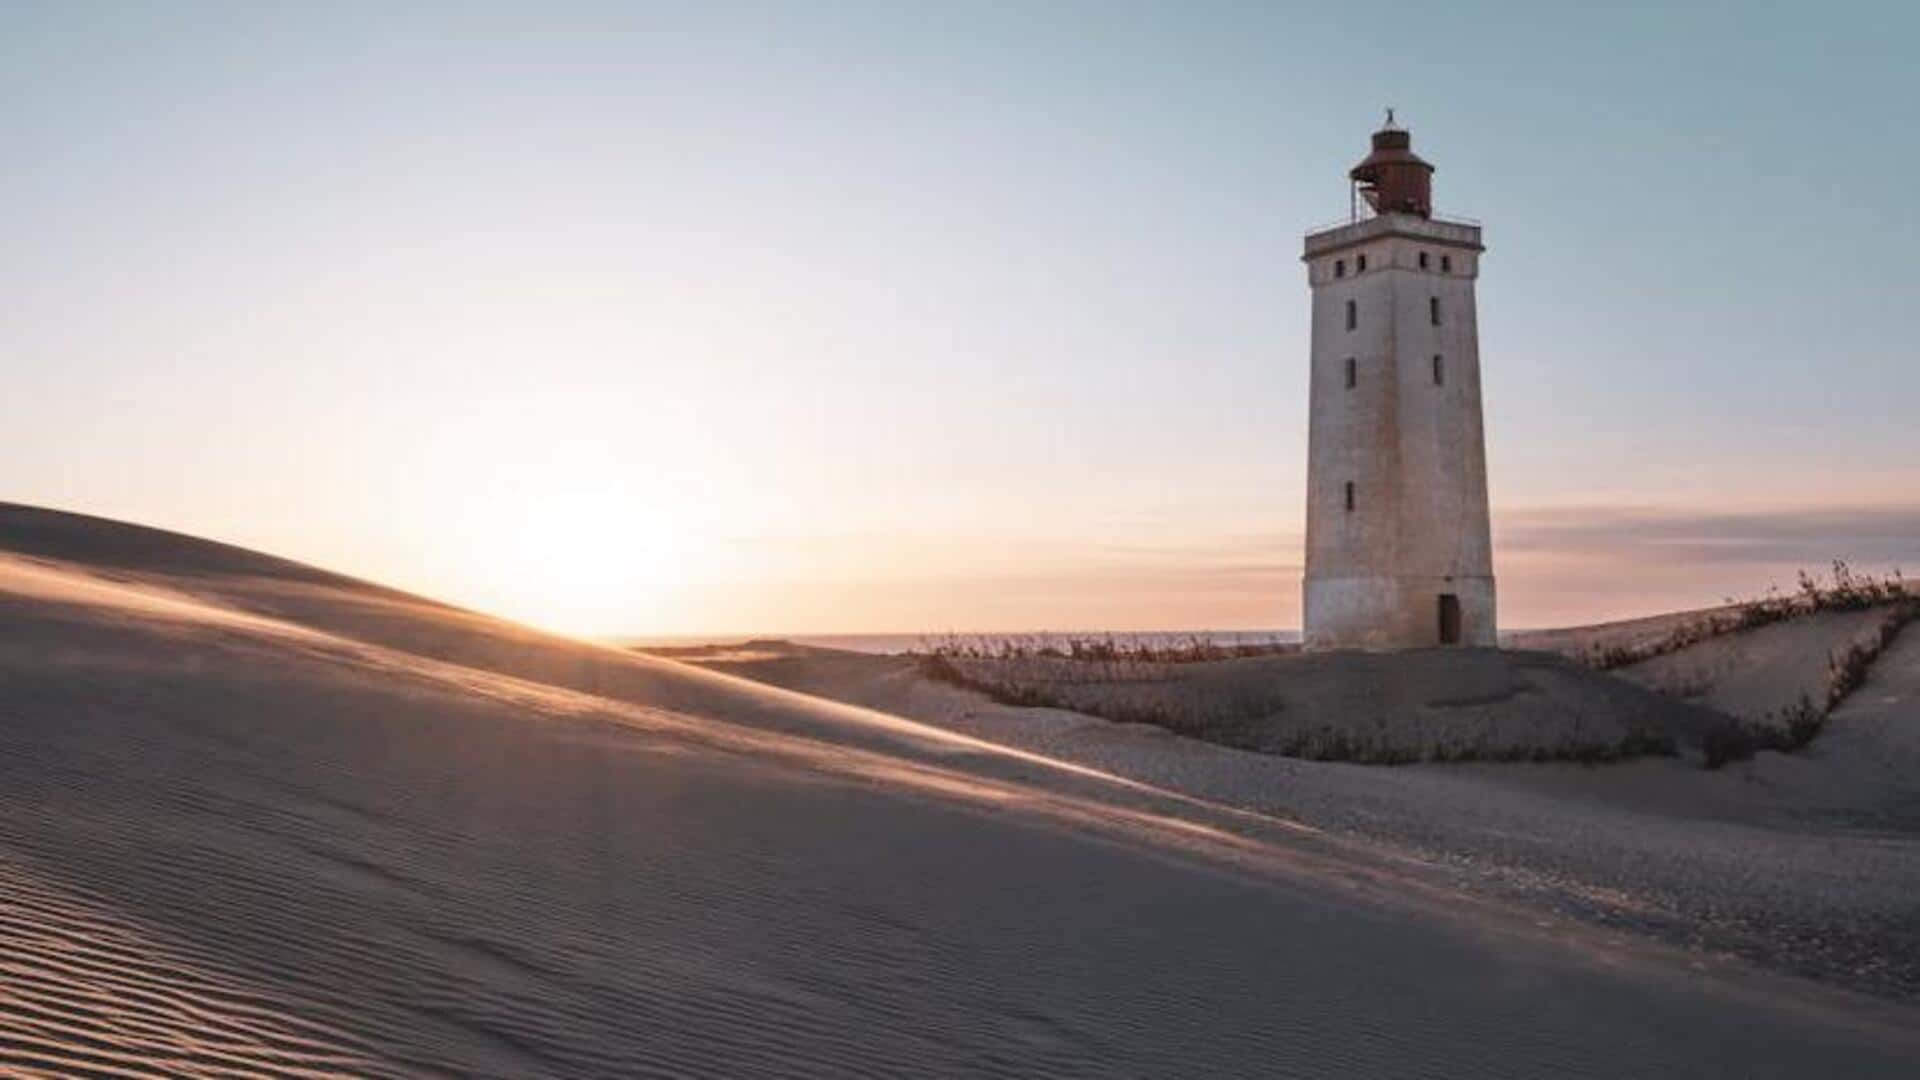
3;2;1917;636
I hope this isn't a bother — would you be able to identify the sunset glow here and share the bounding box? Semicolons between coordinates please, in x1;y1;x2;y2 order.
3;5;1915;637
446;484;701;636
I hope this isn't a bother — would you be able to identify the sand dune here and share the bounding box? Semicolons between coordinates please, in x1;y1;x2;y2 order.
1510;603;1909;726
665;638;1920;997
919;646;1727;761
1612;608;1896;723
3;504;1919;1076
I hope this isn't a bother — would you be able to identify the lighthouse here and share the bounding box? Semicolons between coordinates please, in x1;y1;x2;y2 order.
1301;117;1495;649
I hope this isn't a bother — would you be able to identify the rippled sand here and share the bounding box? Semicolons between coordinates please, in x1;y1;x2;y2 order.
3;503;1917;1077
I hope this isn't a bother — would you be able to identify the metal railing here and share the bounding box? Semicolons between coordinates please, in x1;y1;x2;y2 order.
1302;209;1481;237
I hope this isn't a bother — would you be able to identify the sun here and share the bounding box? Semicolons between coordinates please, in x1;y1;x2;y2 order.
448;486;697;638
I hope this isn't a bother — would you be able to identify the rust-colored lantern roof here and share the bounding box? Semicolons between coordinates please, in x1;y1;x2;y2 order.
1349;123;1434;218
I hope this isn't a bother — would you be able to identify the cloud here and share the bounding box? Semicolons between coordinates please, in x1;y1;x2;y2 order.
685;503;1920;632
1495;504;1920;569
1486;502;1920;627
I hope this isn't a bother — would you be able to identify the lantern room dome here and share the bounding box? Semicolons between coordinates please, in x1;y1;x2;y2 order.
1349;123;1434;218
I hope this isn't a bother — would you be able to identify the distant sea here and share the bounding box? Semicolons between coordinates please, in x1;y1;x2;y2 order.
617;629;1302;656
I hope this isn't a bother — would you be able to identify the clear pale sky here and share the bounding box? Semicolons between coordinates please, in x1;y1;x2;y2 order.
4;2;1916;636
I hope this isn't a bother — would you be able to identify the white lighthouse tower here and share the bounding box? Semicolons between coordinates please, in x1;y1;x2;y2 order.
1301;117;1495;649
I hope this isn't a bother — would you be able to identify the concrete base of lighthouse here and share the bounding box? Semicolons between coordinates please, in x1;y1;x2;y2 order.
1303;574;1496;651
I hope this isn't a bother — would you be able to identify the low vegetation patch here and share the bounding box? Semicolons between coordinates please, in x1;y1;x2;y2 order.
1580;562;1912;671
917;646;1682;767
918;632;1295;668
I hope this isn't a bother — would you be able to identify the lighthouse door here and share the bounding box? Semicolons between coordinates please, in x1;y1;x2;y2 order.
1438;594;1462;645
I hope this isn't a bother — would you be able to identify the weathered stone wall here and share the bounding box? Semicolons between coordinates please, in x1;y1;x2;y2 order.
1301;213;1495;649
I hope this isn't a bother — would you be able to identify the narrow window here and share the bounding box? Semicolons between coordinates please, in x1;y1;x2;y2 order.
1344;481;1355;512
1432;354;1444;385
1429;297;1441;326
1334;259;1346;278
1441;254;1452;273
1356;254;1368;272
1418;251;1430;270
1344;357;1357;389
1345;299;1357;331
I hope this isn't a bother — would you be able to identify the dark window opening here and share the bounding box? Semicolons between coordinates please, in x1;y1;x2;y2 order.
1334;259;1346;278
1344;357;1356;389
1344;481;1355;512
1356;254;1367;272
1438;594;1462;645
1432;354;1444;385
1418;251;1430;270
1429;297;1441;326
1345;300;1357;331
1441;254;1453;273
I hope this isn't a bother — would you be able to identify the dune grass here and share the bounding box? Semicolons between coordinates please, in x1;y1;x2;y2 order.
1581;562;1911;671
